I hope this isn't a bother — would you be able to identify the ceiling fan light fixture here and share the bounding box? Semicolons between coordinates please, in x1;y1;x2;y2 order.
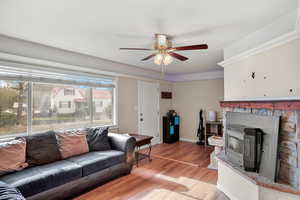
154;54;163;65
154;53;173;66
120;33;208;74
163;54;173;65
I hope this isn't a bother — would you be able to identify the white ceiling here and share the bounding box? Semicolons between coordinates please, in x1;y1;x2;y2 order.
0;0;297;74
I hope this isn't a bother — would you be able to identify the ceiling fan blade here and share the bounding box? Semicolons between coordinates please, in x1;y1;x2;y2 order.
168;52;189;61
141;53;157;61
119;48;153;51
171;44;208;51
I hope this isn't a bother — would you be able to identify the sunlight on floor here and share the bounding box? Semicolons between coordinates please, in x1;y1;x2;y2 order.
134;173;227;200
74;143;229;200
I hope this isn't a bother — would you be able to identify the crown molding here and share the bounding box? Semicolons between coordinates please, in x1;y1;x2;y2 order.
223;11;297;60
219;8;300;68
218;30;300;67
165;70;224;82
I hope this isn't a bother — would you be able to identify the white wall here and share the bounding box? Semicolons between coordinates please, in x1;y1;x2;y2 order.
224;38;300;100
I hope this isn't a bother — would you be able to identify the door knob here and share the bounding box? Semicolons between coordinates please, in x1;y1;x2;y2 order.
140;118;144;122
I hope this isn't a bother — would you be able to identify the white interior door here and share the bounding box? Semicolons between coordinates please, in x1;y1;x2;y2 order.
138;81;160;144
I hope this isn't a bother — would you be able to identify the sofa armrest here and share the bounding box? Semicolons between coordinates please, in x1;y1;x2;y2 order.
0;181;25;200
108;133;136;166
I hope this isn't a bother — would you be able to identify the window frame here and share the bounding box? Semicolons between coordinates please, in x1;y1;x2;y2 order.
59;101;70;108
0;76;118;138
64;88;75;96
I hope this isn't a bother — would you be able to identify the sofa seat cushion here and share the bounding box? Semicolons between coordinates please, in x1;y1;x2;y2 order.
0;160;82;197
67;150;125;176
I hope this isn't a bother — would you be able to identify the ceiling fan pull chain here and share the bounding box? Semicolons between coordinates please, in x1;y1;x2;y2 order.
162;54;166;74
161;62;166;78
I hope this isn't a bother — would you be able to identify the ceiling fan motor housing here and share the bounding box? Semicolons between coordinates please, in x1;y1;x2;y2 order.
154;34;172;50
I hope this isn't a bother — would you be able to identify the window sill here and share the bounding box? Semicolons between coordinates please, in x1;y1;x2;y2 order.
0;124;119;139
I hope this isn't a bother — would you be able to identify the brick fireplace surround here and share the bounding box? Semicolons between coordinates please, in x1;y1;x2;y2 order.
220;100;300;192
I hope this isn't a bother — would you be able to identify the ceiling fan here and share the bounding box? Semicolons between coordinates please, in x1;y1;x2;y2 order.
120;34;208;73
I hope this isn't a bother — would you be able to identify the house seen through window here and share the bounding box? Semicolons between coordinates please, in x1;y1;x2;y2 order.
64;88;75;96
0;76;115;136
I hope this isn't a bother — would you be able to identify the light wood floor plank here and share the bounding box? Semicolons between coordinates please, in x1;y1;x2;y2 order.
73;142;229;200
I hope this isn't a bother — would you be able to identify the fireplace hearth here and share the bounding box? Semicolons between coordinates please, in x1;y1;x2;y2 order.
216;100;300;199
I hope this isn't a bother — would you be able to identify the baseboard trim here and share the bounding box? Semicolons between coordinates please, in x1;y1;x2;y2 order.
179;138;198;143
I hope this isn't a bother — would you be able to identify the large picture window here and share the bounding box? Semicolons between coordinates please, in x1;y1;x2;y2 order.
0;80;28;135
92;88;114;126
32;84;92;133
0;68;116;137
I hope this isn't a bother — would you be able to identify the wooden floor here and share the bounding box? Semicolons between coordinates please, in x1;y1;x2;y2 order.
74;142;229;200
149;141;213;168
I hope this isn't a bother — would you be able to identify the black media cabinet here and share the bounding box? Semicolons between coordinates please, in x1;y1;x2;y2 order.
163;116;179;143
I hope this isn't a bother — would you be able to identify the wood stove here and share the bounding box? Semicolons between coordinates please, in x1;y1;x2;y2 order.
224;112;280;181
226;124;264;172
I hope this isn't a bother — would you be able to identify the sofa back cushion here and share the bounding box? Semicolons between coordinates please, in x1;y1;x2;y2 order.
86;127;111;151
56;131;89;159
0;138;28;176
26;131;61;166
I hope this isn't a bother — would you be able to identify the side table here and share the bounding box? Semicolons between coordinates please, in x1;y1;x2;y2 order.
129;134;153;167
205;121;223;147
